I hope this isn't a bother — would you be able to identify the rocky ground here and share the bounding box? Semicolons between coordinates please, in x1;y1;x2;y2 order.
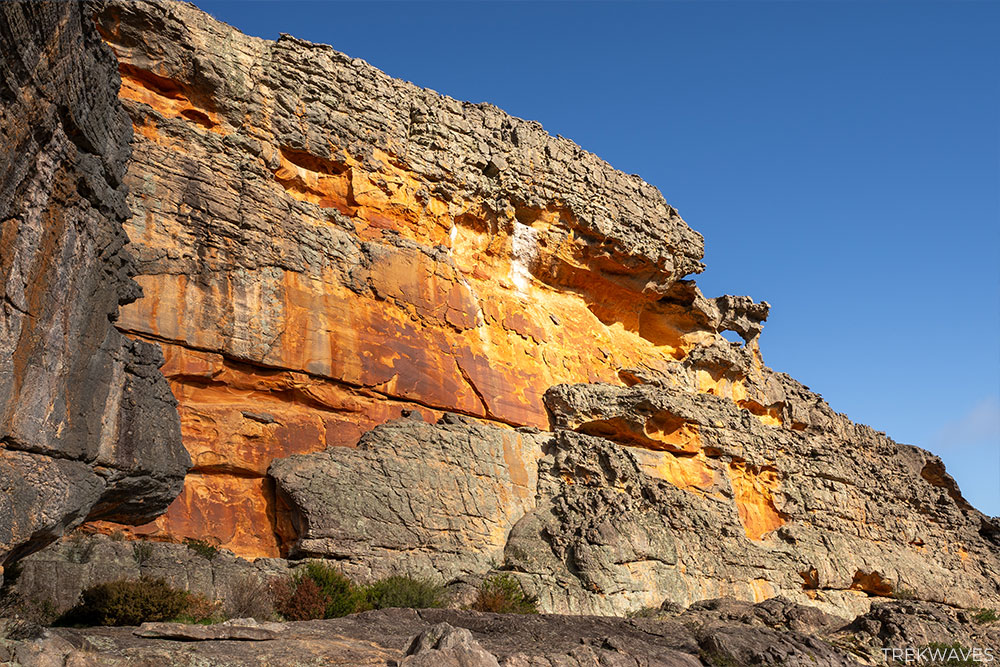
3;598;998;666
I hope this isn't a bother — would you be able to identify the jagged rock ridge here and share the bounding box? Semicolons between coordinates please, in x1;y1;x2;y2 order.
0;0;189;577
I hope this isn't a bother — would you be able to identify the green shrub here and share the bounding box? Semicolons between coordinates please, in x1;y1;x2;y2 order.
132;541;153;565
172;592;223;625
301;561;364;618
271;561;364;620
59;577;190;626
972;608;998;624
471;574;538;614
892;586;917;600
363;576;448;610
184;538;219;561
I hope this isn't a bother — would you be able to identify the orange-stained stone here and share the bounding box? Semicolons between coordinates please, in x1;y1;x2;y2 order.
849;570;894;597
131;475;286;557
94;43;787;558
750;579;776;603
576;413;701;454
631;448;719;494
728;463;786;541
116;64;224;133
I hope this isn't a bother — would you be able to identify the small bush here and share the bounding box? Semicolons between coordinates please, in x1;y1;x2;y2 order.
132;541;154;565
471;574;538;614
222;574;274;620
301;561;364;618
363;576;448;610
271;576;329;621
59;577;190;626
172;592;222;625
64;533;95;564
184;538;219;561
0;593;55;640
892;587;918;600
973;608;998;624
271;561;366;620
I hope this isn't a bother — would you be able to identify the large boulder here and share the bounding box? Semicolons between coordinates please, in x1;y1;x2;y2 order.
270;414;546;582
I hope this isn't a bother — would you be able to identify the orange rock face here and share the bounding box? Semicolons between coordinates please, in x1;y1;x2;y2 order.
89;2;781;558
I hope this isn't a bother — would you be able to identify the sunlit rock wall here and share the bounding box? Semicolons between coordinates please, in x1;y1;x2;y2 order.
88;0;775;558
72;0;999;619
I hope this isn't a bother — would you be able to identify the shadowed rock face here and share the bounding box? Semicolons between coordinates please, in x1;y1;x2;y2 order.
0;1;188;573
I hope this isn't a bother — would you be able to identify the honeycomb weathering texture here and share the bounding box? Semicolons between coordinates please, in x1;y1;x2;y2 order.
77;0;999;617
89;0;765;557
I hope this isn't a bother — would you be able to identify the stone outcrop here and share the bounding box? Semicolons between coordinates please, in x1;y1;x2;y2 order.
0;1;188;574
268;405;1000;617
26;0;988;620
9;534;290;615
84;0;759;559
2;0;991;625
270;414;546;579
4;600;998;666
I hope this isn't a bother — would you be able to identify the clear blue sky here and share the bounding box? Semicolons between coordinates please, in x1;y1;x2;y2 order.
195;1;999;515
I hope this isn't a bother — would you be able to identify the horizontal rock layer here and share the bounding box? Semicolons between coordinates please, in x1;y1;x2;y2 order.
0;0;188;575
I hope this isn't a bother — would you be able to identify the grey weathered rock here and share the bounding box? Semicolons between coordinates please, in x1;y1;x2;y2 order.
4;600;997;666
135;621;283;641
535;381;1000;616
269;389;1000;617
402;622;500;667
270;415;546;582
0;1;188;574
10;534;290;616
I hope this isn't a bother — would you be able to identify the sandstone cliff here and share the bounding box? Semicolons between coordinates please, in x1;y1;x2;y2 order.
12;0;995;620
0;1;188;575
76;0;1000;617
88;0;769;561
